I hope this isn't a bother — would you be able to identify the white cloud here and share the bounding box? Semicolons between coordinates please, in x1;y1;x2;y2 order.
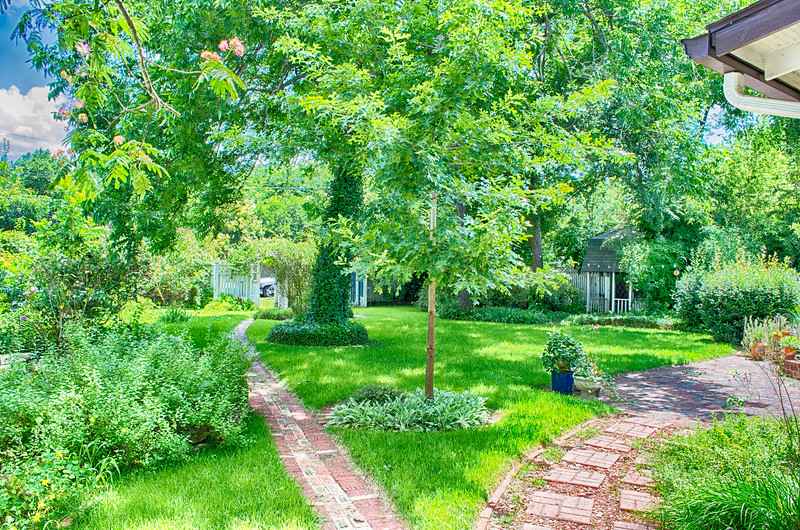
0;85;68;160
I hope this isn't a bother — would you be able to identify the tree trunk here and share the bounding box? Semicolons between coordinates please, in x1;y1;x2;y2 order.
455;199;471;311
526;172;544;271
425;194;438;401
304;161;363;324
528;212;544;271
426;280;436;400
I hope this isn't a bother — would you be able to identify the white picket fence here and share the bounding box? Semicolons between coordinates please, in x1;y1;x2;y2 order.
212;262;261;307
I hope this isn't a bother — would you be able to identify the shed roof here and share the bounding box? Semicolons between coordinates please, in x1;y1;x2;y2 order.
682;0;800;102
579;229;631;274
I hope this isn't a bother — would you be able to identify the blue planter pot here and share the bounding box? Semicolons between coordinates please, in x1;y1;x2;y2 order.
551;371;574;394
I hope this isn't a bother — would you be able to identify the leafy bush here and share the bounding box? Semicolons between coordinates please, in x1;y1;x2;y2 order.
267;320;368;346
0;324;250;526
618;238;688;309
349;385;405;404
675;255;800;343
440;305;569;325
203;294;257;312
651;415;799;530
158;306;189;323
541;330;585;373
329;388;488;431
562;311;681;330
253;308;294;321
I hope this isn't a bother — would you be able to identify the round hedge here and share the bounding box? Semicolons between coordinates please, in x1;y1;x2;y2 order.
675;257;800;343
267;320;369;346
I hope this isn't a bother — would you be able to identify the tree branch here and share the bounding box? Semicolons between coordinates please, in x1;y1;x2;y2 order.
113;0;180;116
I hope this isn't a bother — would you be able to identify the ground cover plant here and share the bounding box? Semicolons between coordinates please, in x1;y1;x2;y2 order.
248;305;732;529
649;415;799;530
0;314;256;528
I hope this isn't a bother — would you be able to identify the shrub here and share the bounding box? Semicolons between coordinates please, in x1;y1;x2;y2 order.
541;330;585;373
203;294;257;312
0;323;250;526
675;255;800;343
329;388;489;431
267;320;368;346
349;385;405;404
440;305;568;325
561;311;681;330
158;306;190;323
651;415;798;530
253;308;294;321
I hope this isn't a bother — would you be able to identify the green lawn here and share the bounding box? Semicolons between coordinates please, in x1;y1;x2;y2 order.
247;306;733;529
76;313;317;530
78;415;319;530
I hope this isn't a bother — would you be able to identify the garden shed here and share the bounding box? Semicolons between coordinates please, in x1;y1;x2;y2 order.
579;229;641;313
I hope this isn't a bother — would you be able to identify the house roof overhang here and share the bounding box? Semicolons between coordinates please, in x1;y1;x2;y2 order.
682;0;800;104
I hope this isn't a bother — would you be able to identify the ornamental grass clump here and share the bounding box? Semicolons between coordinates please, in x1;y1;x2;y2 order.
329;388;489;432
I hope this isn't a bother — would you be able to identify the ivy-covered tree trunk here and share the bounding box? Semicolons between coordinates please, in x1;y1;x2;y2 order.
304;162;363;324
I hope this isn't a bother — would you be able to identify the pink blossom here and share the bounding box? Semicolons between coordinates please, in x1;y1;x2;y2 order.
56;107;72;120
229;37;245;57
73;99;85;109
30;286;38;293
593;325;599;331
218;39;229;52
77;113;89;124
113;135;124;146
75;41;91;56
200;50;221;62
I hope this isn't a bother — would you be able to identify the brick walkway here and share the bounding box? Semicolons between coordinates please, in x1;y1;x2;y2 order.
604;354;800;422
236;320;405;530
480;353;800;529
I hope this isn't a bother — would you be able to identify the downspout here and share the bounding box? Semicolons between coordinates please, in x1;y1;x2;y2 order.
724;72;800;119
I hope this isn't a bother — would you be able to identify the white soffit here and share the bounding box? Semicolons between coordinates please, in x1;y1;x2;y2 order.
730;21;800;90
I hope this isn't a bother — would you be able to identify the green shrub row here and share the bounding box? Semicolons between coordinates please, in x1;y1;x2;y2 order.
0;324;251;527
675;256;800;343
253;308;294;321
267;320;368;346
440;305;569;325
328;388;489;431
561;312;681;330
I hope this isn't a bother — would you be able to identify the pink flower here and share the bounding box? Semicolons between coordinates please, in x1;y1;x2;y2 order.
75;41;91;56
77;113;89;124
113;135;124;146
218;40;229;52
56;107;72;120
200;50;221;62
229;37;245;57
593;325;599;332
73;99;85;109
30;286;38;293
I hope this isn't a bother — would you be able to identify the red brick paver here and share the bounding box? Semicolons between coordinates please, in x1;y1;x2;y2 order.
526;492;594;525
619;490;661;512
236;320;405;530
584;435;633;453
622;469;654;487
544;467;605;488
604;422;657;439
614;522;649;530
561;448;620;469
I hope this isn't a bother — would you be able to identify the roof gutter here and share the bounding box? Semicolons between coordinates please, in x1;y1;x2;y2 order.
724;72;800;118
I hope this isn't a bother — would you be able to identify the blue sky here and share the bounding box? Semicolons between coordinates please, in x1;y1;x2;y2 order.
1;1;65;160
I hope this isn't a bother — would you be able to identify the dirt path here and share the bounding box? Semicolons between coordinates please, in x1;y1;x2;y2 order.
235;319;406;530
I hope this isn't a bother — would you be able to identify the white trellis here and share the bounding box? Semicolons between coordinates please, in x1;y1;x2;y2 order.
212;262;261;307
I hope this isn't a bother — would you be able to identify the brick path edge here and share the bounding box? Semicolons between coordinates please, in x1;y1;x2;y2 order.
473;418;605;530
235;319;407;530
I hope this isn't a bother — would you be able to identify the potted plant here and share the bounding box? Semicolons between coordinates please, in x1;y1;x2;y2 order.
573;354;609;399
780;335;800;360
742;318;772;361
542;330;585;394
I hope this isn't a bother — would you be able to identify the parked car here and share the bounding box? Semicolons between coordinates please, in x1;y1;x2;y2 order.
260;277;275;298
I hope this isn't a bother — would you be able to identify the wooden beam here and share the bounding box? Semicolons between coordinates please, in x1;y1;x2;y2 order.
765;40;800;80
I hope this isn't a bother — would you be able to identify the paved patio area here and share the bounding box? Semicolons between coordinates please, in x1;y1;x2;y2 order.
603;354;800;422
